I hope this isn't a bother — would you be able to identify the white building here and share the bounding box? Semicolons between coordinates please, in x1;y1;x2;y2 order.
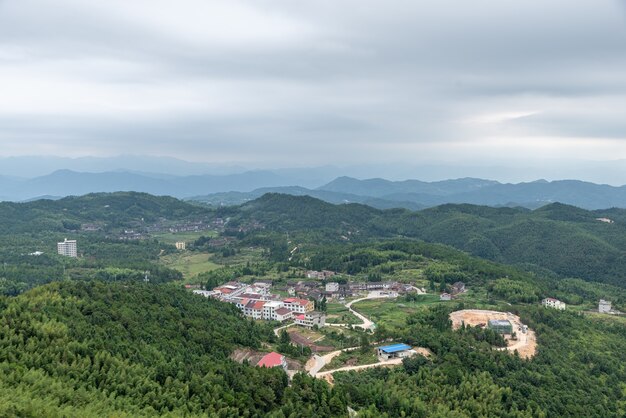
325;282;339;292
542;298;566;310
440;293;452;301
274;307;293;322
192;290;219;298
175;242;186;250
262;301;285;320
295;311;326;328
599;299;612;313
282;298;314;314
57;239;77;258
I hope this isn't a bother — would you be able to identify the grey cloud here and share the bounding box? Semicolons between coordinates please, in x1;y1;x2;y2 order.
1;0;626;179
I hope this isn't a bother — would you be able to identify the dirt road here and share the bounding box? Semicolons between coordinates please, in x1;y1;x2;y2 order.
305;347;359;376
314;357;403;378
328;291;392;330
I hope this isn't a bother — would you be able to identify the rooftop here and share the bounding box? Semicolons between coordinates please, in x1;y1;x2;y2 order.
257;352;284;368
488;320;511;326
275;307;292;315
378;343;412;353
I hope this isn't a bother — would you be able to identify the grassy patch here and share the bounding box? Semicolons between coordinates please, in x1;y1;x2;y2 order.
153;230;217;245
160;252;221;280
326;303;362;324
352;295;441;329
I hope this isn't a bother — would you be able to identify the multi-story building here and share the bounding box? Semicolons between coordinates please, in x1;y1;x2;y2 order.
542;297;566;310
295;311;326;328
243;300;265;320
262;301;285;320
599;299;612;313
325;282;339;292
282;298;314;314
57;238;77;258
274;308;293;322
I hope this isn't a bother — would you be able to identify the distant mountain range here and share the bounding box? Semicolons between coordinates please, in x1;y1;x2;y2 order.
191;176;626;210
3;169;626;210
0;170;303;202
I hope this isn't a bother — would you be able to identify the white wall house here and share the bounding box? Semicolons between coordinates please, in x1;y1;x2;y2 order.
325;282;339;292
599;299;612;313
542;298;566;310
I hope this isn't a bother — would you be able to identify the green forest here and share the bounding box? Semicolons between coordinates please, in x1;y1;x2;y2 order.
0;192;625;416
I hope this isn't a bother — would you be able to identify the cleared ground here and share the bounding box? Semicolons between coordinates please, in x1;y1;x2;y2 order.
160;252;221;279
449;309;537;359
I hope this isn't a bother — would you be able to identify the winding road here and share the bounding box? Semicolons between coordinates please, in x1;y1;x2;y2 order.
326;291;393;330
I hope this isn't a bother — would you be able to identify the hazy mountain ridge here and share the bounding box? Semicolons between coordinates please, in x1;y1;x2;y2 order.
3;169;626;210
191;176;626;210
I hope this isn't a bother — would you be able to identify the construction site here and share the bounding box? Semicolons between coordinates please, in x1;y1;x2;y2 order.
449;309;537;359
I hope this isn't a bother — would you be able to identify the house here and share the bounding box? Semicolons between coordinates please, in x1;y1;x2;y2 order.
451;282;466;295
262;301;285;320
366;282;385;290
440;293;452;301
282;298;314;314
257;352;287;371
325;282;339;292
542;297;566;310
377;343;415;360
243;300;266;320
295;311;326;328
488;319;513;334
175;242;186;250
599;299;612;313
274;307;293;322
192;290;219;298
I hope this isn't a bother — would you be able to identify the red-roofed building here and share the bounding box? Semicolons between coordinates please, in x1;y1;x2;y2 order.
243;300;266;319
282;298;314;314
257;352;287;370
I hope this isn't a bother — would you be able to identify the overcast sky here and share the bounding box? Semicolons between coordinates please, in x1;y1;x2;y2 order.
1;0;626;180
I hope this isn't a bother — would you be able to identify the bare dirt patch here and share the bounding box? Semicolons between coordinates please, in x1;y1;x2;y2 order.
449;309;537;359
288;329;334;352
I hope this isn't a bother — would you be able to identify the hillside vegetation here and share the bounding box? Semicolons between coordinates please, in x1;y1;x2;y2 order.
233;195;626;288
0;281;342;417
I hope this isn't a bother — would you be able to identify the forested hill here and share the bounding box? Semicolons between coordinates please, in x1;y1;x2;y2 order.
0;192;211;233
233;194;626;287
0;281;336;416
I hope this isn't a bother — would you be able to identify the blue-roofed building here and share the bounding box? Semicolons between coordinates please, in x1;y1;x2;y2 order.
377;343;414;360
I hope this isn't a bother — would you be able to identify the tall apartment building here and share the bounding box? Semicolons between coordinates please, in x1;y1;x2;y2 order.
57;238;77;258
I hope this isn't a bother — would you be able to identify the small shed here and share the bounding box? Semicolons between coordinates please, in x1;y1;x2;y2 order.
377;343;414;360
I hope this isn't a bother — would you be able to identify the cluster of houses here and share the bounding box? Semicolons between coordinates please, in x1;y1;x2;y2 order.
193;281;326;327
439;281;466;301
280;275;414;302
